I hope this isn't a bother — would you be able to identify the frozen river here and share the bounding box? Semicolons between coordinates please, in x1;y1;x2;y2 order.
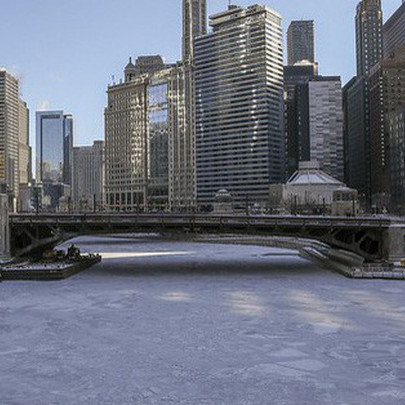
1;235;405;404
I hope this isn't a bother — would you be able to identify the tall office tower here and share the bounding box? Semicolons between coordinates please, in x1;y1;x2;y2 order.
384;1;405;58
388;106;405;213
308;77;344;181
295;77;344;181
105;61;189;211
182;0;207;61
343;0;383;208
356;0;383;77
72;141;104;211
287;20;315;65
105;74;149;211
343;77;369;197
0;70;19;202
36;111;73;210
194;5;284;207
368;47;405;210
18;99;31;186
284;61;318;175
168;63;196;210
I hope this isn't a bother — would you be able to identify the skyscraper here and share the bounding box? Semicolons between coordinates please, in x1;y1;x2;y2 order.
182;0;207;61
194;5;284;206
343;0;384;207
18;100;31;186
284;61;318;175
356;0;383;77
169;63;196;211
293;77;344;181
36;111;73;210
105;74;149;211
105;60;191;211
0;70;20;201
343;77;369;195
383;0;405;58
368;47;405;210
307;77;344;181
388;106;405;213
72;141;104;211
287;20;315;65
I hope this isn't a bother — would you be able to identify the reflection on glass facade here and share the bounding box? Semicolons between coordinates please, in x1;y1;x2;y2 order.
105;62;195;212
36;111;73;210
147;82;169;207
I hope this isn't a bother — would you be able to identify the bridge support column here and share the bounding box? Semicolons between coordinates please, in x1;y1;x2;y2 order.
0;192;10;260
382;226;405;263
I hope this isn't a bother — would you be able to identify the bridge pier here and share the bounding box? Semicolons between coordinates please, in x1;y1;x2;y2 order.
382;226;405;263
0;192;10;260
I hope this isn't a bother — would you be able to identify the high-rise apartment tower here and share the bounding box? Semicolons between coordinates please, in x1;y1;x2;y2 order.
194;5;284;206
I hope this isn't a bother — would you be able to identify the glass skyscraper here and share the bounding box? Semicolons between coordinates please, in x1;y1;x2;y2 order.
194;5;284;206
36;111;73;210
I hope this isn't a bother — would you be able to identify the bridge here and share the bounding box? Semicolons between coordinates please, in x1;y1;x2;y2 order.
5;213;405;268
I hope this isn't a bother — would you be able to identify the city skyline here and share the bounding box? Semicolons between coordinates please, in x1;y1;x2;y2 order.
0;0;400;149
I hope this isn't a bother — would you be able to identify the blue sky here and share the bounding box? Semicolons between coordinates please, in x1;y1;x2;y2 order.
0;0;401;149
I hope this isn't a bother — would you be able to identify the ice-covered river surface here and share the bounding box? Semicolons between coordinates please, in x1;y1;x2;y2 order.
2;235;405;404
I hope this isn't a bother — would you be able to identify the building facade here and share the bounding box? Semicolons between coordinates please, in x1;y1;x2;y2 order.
356;0;383;77
383;1;405;58
105;74;148;211
18;99;31;186
168;63;196;211
343;76;369;201
194;5;284;207
287;20;315;65
0;183;10;257
368;47;405;209
343;0;384;209
105;62;192;211
36;111;73;210
388;106;405;213
72;141;104;211
294;77;344;182
0;70;20;201
269;161;358;216
284;61;318;176
308;77;344;181
182;0;207;61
